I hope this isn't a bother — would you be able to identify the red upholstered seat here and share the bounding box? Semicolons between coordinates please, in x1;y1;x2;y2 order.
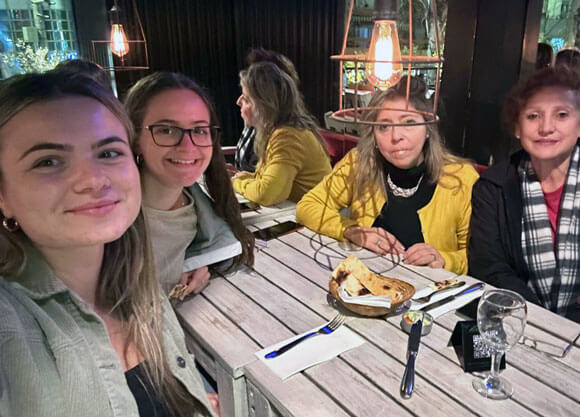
473;164;488;175
318;129;359;165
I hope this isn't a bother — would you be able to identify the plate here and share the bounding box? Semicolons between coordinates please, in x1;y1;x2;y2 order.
329;275;415;317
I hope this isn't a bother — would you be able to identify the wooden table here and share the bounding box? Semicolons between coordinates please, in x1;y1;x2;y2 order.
178;215;580;417
240;199;296;227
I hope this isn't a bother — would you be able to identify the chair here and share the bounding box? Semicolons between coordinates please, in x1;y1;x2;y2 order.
473;164;488;175
318;129;359;166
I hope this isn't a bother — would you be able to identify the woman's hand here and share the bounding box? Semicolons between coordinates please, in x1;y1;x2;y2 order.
225;163;238;177
207;393;221;416
179;266;210;296
343;226;405;255
404;243;445;269
233;170;252;180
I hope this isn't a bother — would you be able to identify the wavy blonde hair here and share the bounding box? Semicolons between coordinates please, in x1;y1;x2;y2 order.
239;61;327;160
353;77;470;202
0;72;197;417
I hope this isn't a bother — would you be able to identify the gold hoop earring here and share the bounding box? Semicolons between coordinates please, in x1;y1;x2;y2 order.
2;217;19;232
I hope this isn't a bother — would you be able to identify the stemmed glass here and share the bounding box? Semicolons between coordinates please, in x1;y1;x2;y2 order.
472;289;527;400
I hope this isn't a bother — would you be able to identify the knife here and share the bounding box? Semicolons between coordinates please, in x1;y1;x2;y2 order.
420;282;485;313
400;319;422;399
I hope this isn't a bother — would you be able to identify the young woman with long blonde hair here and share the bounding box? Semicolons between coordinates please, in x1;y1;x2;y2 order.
0;72;215;417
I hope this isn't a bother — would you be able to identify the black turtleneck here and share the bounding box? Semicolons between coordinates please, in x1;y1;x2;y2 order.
372;159;436;248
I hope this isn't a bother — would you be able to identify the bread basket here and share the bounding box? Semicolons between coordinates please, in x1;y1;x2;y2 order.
329;275;415;317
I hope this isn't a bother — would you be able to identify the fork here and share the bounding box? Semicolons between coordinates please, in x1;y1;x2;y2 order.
412;280;466;303
264;314;346;359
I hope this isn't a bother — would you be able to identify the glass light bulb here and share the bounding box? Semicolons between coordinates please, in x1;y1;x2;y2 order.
366;20;403;90
110;24;129;58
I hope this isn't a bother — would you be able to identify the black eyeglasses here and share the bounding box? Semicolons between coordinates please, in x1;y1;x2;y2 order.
144;124;220;147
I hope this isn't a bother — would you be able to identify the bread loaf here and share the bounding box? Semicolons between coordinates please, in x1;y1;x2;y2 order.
331;255;409;302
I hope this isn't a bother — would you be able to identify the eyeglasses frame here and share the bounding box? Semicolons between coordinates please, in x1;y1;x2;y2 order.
143;124;221;148
519;332;580;359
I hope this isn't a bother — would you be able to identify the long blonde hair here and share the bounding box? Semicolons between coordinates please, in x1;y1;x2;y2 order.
239;61;327;160
354;77;469;201
0;72;196;417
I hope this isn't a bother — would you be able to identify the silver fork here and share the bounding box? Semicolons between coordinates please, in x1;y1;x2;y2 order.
264;314;346;359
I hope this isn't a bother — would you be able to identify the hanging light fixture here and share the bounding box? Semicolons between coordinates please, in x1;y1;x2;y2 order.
109;2;130;58
110;24;129;58
330;0;443;129
91;0;149;71
366;0;403;89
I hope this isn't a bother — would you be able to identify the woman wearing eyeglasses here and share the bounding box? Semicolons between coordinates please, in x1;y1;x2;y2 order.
124;72;254;299
232;61;331;205
0;71;215;417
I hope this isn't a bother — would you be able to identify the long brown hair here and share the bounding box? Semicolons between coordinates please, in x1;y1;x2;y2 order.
354;77;469;201
0;72;197;416
239;61;327;160
124;72;254;269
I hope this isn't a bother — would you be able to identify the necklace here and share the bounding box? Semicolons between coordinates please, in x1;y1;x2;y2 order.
386;173;423;198
171;192;190;210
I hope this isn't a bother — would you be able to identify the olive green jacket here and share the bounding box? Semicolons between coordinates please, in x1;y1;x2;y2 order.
0;246;215;417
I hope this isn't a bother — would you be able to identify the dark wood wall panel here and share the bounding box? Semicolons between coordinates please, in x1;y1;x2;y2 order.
440;0;542;164
106;0;343;145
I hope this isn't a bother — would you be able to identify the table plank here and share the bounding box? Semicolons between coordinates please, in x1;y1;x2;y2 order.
244;361;350;417
413;317;580;417
176;281;259;378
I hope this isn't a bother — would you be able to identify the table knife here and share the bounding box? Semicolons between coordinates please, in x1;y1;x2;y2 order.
400;319;422;399
420;282;485;313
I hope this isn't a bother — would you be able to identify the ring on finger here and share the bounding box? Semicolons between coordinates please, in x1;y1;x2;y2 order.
376;240;381;247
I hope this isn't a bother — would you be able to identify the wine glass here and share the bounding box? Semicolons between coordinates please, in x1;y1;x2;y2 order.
472;288;527;400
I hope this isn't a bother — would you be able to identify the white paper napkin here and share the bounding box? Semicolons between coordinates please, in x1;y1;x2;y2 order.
338;283;392;308
410;279;485;319
256;323;365;380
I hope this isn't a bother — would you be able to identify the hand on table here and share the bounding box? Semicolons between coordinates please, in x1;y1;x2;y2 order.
179;266;210;296
403;243;445;269
343;226;405;256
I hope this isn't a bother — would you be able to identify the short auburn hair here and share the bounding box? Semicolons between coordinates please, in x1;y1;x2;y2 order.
502;66;580;137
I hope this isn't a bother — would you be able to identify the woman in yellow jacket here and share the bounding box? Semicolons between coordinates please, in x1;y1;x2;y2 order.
232;62;331;205
296;78;478;274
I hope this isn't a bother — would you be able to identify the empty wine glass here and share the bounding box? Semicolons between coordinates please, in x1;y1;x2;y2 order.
472;288;527;400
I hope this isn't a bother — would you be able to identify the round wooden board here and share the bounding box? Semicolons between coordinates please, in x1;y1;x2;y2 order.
329;276;415;317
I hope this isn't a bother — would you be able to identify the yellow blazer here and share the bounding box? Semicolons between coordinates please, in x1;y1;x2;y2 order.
296;149;479;274
233;126;331;205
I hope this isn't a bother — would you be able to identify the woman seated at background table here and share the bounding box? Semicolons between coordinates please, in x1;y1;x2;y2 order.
232;61;331;205
0;72;215;416
231;47;301;173
124;72;254;297
296;77;479;274
468;66;580;323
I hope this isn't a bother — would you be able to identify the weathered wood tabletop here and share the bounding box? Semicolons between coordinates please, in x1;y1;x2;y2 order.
178;214;580;417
